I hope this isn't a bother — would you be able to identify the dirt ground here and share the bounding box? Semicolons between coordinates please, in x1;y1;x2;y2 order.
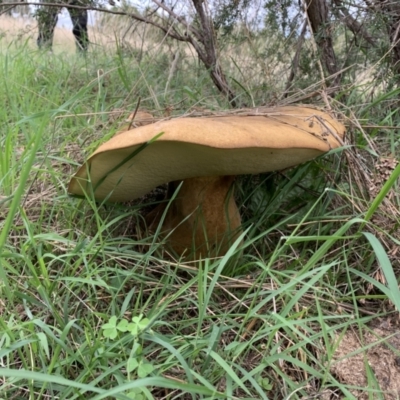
331;317;400;399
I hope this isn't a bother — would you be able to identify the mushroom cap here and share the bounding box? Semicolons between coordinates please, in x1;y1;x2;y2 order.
68;106;345;202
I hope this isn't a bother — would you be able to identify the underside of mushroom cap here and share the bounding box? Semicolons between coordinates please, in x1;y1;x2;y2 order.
68;106;345;202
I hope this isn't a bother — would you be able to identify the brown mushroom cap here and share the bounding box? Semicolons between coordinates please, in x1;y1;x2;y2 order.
68;106;345;202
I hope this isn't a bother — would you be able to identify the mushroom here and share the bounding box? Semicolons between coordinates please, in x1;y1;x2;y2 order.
68;106;345;259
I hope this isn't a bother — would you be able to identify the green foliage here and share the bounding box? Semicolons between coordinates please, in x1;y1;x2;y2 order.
102;314;151;339
213;0;251;35
101;314;154;398
264;0;301;37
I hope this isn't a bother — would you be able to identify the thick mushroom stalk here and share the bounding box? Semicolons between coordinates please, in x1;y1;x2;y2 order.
147;176;241;259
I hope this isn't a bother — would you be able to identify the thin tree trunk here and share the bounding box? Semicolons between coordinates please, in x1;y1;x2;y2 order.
150;0;238;107
305;0;340;85
191;0;237;106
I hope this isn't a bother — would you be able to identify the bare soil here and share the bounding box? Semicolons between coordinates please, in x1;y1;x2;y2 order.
331;318;400;399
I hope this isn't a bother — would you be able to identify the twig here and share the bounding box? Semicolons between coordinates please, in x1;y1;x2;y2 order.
0;5;16;16
164;50;180;98
332;0;376;47
127;97;141;131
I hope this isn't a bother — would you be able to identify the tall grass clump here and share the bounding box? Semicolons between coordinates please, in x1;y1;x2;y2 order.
0;16;399;399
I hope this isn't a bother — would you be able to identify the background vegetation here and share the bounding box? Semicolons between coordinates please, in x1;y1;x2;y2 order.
0;0;399;399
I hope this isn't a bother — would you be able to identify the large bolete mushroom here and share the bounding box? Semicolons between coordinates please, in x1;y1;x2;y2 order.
69;106;345;259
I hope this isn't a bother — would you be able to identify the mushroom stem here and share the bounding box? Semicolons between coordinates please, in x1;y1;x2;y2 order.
147;176;242;259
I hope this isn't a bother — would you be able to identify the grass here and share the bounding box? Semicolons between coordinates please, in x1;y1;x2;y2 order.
0;13;400;400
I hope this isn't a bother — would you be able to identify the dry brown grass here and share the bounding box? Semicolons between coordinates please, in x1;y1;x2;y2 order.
0;14;182;51
0;15;76;52
0;13;141;53
0;13;289;96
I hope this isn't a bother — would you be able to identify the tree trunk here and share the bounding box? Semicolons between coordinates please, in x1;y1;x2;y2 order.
305;0;340;85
